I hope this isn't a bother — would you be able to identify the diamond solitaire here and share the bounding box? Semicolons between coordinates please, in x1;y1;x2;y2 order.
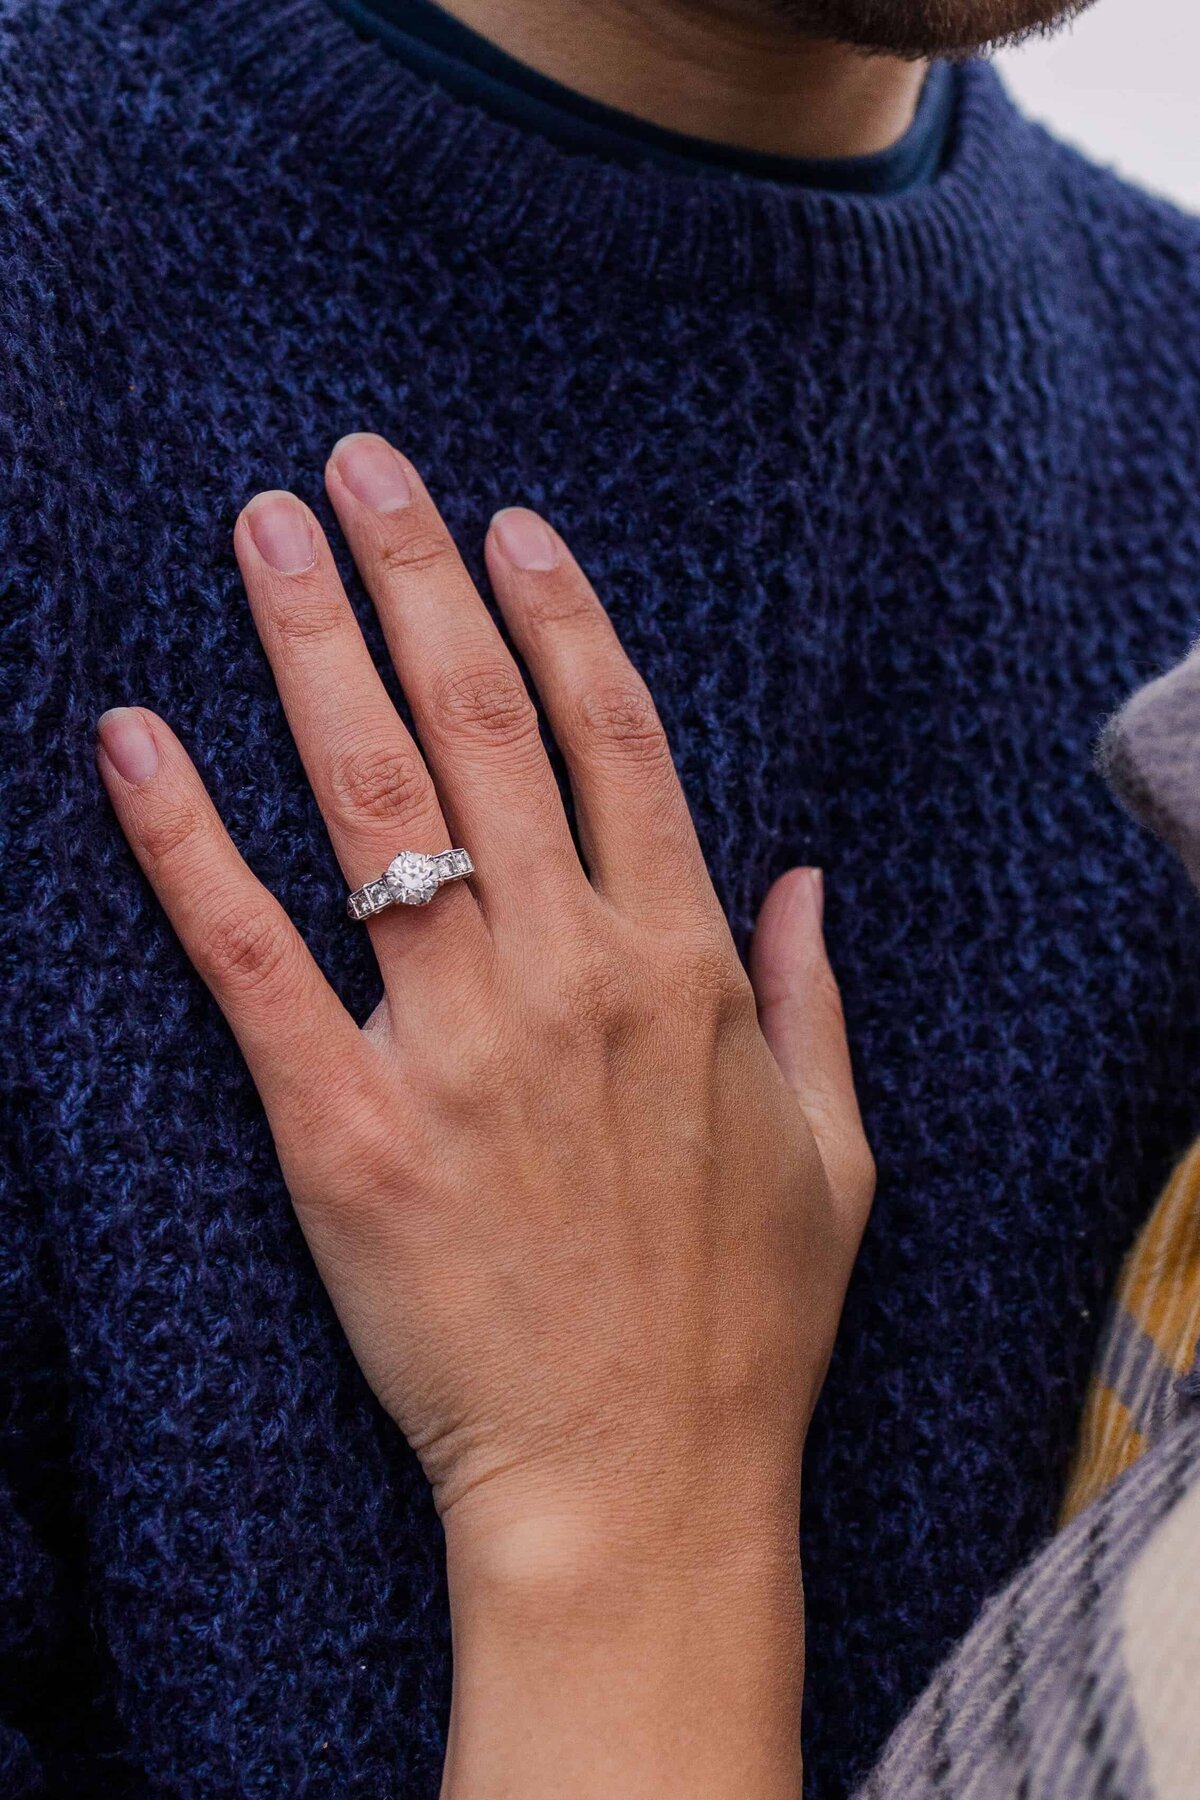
386;850;441;906
346;848;474;921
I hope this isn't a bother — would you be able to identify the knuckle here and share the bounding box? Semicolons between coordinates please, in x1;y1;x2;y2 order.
431;662;538;747
327;740;430;824
137;801;206;871
575;681;668;764
198;904;298;998
270;592;344;649
558;944;634;1034
670;931;754;1009
376;525;451;579
521;574;595;631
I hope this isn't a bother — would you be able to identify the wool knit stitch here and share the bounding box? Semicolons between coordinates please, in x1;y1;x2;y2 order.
1060;644;1200;1523
859;643;1200;1799
4;2;1200;1794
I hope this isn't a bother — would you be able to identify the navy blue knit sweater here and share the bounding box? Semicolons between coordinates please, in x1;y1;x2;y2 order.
4;2;1200;1794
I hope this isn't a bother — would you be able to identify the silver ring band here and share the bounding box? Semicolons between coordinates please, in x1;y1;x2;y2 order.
347;848;474;920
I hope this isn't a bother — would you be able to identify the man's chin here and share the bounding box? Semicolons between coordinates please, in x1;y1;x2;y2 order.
751;0;1097;59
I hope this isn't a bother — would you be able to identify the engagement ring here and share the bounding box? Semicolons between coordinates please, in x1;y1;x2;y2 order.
347;849;474;920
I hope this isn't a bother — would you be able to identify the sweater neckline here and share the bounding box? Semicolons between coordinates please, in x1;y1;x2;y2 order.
137;0;1038;306
325;0;955;194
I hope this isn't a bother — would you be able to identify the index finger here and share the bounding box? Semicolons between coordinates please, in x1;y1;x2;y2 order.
97;707;364;1129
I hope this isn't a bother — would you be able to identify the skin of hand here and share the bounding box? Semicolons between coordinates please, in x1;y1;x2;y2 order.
96;433;874;1798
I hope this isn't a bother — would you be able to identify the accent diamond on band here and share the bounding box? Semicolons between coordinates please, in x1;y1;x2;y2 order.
346;848;474;920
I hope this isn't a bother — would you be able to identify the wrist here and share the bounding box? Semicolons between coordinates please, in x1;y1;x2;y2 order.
442;1494;805;1800
439;1437;804;1591
445;1495;803;1626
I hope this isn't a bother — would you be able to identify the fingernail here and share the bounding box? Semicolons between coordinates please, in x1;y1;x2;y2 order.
491;507;559;571
245;492;315;574
98;708;159;784
332;434;412;512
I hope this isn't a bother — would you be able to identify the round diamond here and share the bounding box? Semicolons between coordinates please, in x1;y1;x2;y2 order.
385;851;440;906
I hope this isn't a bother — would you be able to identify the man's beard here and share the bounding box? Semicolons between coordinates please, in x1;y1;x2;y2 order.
746;0;1097;57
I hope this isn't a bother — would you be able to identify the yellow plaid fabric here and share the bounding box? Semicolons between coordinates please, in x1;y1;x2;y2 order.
1062;1137;1200;1525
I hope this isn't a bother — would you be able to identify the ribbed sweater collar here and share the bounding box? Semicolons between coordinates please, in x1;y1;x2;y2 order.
113;0;1042;308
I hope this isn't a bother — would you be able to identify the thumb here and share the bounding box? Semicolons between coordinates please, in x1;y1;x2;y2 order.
750;868;875;1228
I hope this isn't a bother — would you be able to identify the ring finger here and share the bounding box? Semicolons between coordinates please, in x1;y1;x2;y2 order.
324;435;587;926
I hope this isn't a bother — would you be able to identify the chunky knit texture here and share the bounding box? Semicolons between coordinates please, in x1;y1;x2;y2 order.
3;3;1200;1793
859;649;1200;1796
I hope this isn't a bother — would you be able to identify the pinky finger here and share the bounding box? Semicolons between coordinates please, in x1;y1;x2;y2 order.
97;707;363;1125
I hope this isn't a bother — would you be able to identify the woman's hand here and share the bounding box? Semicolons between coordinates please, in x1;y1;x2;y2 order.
98;433;873;1798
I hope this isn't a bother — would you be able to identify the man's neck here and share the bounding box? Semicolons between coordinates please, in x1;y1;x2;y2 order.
426;0;927;159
